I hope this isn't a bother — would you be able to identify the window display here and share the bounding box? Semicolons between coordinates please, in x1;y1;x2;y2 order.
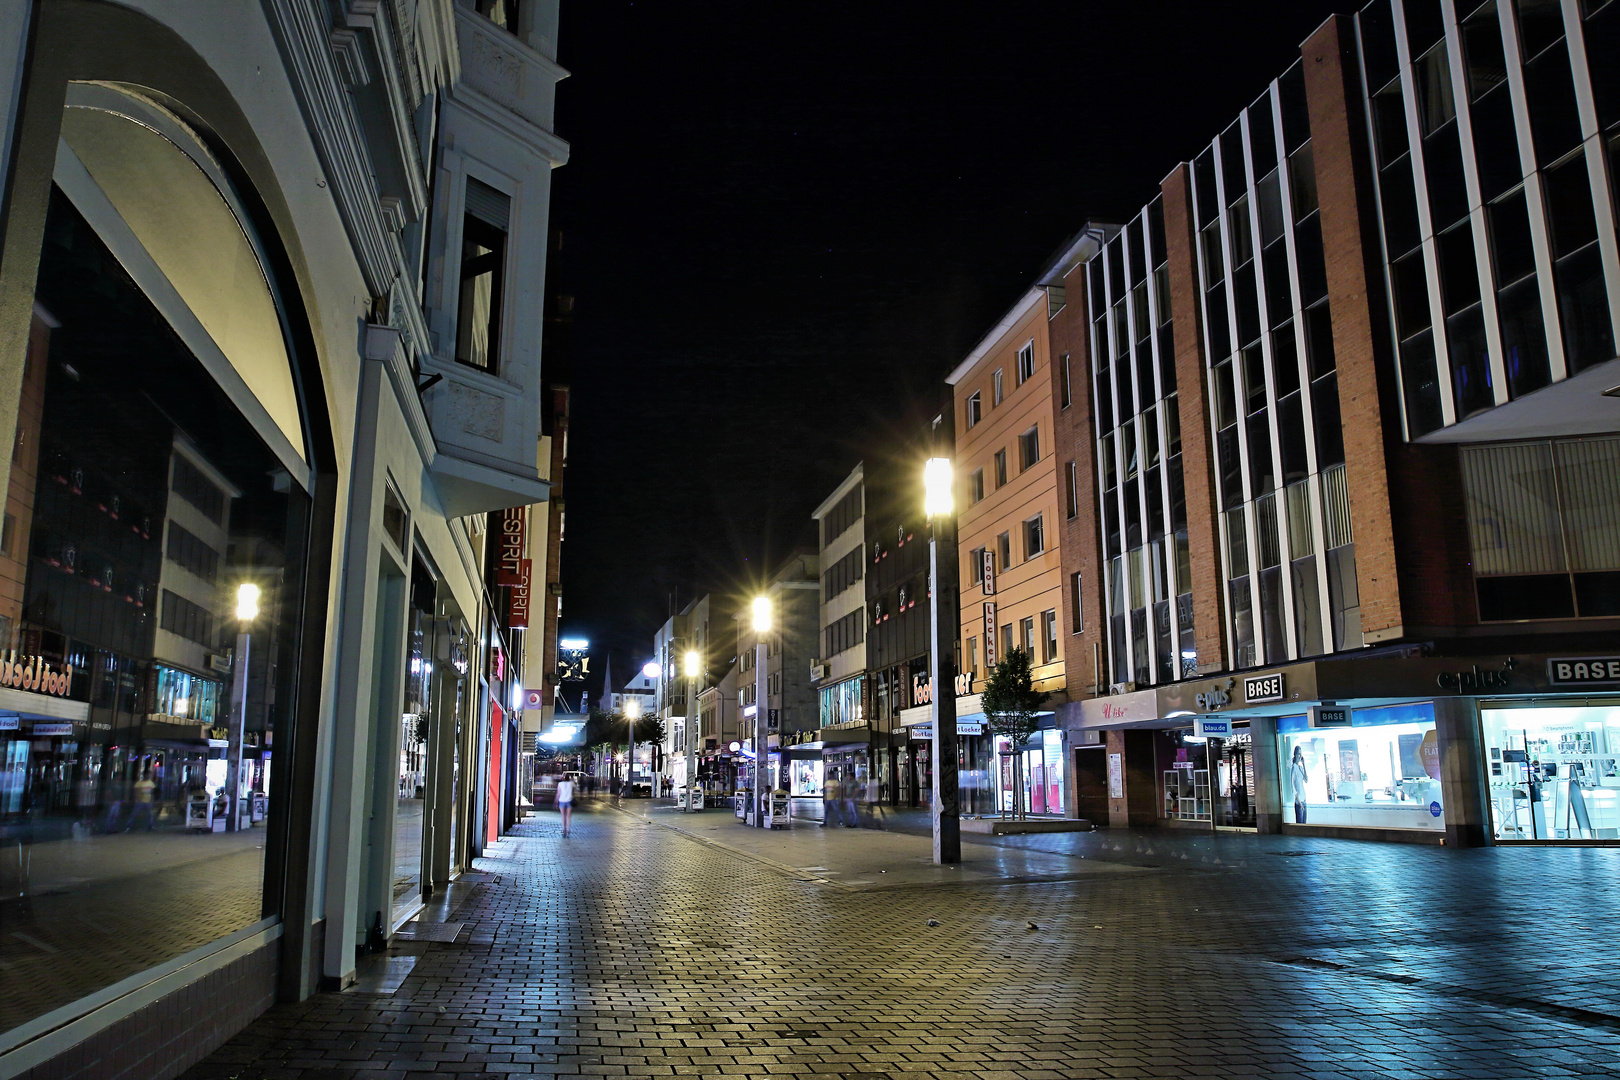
1482;704;1620;841
789;757;823;797
1279;702;1443;831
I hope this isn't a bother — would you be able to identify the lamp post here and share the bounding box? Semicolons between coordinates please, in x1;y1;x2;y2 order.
752;595;770;828
226;582;259;833
924;457;961;864
640;661;661;798
623;694;640;797
684;649;701;811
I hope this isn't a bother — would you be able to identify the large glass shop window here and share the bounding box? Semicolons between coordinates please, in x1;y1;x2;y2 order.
1278;703;1443;832
0;189;308;1036
1482;704;1620;841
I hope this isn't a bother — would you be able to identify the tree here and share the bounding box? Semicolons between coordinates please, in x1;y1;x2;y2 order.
979;646;1049;820
582;709;667;793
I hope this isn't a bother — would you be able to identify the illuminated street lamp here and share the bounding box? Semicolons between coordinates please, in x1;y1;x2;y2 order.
924;456;961;864
684;649;701;812
623;694;641;797
226;582;260;833
752;595;770;827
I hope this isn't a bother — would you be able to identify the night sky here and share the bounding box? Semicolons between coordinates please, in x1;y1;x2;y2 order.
550;1;1346;696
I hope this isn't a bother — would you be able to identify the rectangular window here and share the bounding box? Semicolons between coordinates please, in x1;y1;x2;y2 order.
969;548;986;585
994;449;1008;487
966;637;979;678
1020;615;1036;656
1060;353;1072;408
1017;341;1035;384
967;391;982;428
1001;622;1015;662
970;468;985;503
1024;514;1045;558
161;588;217;648
1041;609;1058;663
1070;572;1084;633
1019;426;1039;470
456;179;510;373
1065;461;1079;519
993;368;1004;405
998;531;1012;570
172;455;225;525
166;523;221;583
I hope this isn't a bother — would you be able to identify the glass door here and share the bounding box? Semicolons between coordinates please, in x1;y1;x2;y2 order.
1213;729;1257;830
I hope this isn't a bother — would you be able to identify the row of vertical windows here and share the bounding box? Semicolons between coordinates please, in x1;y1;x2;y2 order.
824;609;865;658
821;485;863;546
821;546;863;602
1359;0;1618;438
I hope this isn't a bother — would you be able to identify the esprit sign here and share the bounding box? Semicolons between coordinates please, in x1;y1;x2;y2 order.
495;507;531;630
0;652;74;697
1548;657;1620;686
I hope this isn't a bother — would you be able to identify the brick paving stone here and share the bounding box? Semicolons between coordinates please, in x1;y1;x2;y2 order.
182;804;1620;1079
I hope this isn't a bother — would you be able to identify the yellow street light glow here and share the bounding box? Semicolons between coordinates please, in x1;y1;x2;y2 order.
752;596;771;634
684;650;701;678
924;457;953;518
236;583;260;622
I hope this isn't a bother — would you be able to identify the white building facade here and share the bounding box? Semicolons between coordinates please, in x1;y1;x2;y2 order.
0;1;567;1075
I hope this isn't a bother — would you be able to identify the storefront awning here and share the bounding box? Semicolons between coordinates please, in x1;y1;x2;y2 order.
0;687;90;723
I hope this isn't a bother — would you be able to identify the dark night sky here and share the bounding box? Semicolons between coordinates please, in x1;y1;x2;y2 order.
549;1;1347;695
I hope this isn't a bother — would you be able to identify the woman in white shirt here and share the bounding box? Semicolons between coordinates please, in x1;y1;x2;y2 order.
556;777;575;838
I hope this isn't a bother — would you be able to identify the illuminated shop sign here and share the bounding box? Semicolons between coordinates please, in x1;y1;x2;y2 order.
1244;673;1284;703
911;671;976;704
1547;656;1620;686
0;653;75;697
1435;657;1516;692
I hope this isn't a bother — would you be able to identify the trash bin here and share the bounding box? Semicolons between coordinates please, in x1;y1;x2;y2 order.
736;788;750;821
186;791;211;832
766;789;790;829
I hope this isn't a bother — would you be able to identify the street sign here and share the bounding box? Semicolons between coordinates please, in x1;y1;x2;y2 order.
1309;704;1353;728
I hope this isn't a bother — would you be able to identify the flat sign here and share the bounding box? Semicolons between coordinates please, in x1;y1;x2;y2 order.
1107;752;1123;799
1310;704;1353;728
1195;716;1232;738
32;722;73;736
982;602;997;669
1548;657;1620;686
982;548;996;596
495;507;527;586
1244;673;1284;703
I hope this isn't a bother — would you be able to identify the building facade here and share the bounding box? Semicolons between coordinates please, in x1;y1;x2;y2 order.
0;1;568;1074
808;465;867;801
1061;1;1620;847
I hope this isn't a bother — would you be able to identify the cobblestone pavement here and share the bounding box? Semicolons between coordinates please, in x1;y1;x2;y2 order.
186;804;1620;1079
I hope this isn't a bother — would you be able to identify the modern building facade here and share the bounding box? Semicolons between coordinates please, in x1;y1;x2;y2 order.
1059;1;1620;847
808;465;867;801
0;1;568;1074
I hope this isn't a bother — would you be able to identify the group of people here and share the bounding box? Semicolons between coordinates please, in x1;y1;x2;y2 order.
821;774;881;828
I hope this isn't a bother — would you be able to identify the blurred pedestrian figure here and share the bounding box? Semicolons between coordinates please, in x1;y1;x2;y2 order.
556;775;575;838
822;774;842;827
101;773;129;833
865;774;884;827
129;770;158;832
842;775;859;828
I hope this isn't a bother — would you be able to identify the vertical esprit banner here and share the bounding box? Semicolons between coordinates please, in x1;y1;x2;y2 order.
496;507;531;629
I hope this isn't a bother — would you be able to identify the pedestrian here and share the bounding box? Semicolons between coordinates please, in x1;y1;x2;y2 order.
822;774;842;827
556;774;574;838
865;774;883;827
842;775;859;828
129;770;158;832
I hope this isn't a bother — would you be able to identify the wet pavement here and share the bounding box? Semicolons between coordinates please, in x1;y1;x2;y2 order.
183;801;1620;1079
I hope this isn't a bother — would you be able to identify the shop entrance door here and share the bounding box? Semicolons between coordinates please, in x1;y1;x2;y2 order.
1213;730;1256;830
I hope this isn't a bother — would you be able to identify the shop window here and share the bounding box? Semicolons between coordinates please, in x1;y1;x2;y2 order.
456;180;510;373
3;184;309;1036
1483;705;1620;841
1281;703;1442;831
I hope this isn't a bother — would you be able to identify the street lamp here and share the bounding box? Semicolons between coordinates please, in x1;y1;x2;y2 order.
226;582;259;833
752;595;770;827
924;457;961;864
624;694;641;798
684;648;701;812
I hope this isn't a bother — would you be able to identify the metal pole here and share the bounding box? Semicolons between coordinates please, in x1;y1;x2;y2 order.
686;671;699;811
755;639;767;827
929;523;961;864
226;628;250;832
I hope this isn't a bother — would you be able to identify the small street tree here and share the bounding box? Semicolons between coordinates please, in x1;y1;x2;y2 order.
979;646;1049;820
582;709;666;793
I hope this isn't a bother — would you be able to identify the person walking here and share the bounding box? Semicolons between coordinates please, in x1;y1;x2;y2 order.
865;774;884;827
556;774;575;838
129;770;158;832
842;774;859;828
822;774;842;827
